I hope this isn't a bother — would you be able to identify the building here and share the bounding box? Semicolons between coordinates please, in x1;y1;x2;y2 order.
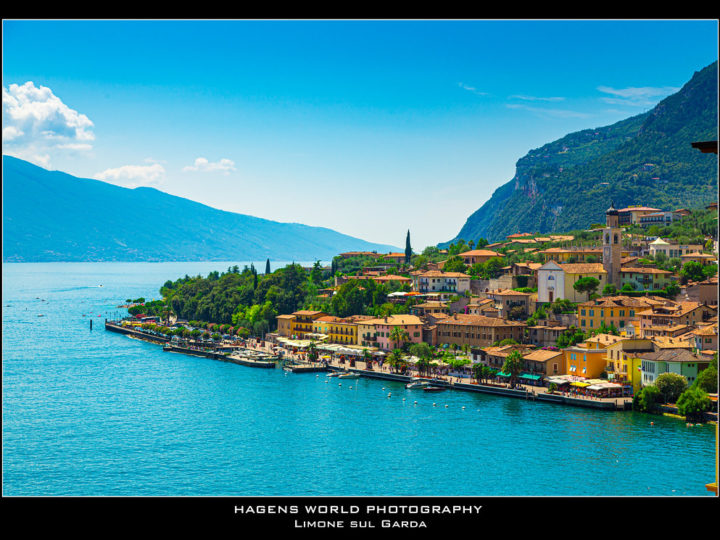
436;314;526;348
619;267;675;292
637;348;712;388
617;206;662;226
522;348;565;377
604;338;654;394
562;345;609;379
485;289;534;319
537;261;608;303
603;202;623;288
371;315;424;351
638;301;717;338
276;314;296;337
577;295;661;333
457;249;504;266
648;238;704;259
537;247;604;263
411;270;471;295
526;323;568;348
289;310;329;339
638;210;684;227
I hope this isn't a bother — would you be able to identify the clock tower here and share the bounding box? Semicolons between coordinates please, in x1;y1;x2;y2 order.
603;202;622;288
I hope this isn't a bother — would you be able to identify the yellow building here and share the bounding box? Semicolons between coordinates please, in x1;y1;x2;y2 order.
276;314;296;337
577;296;661;334
289;310;329;339
604;338;654;394
562;346;608;379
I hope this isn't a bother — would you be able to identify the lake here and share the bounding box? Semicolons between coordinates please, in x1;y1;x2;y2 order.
2;262;716;496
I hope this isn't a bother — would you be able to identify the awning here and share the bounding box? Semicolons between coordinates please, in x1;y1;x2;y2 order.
571;382;590;387
519;373;542;380
497;372;511;377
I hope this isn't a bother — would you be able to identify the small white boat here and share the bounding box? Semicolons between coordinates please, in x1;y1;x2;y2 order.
405;379;432;389
326;372;341;378
338;372;361;379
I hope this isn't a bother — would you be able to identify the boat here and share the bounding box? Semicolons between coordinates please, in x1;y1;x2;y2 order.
338;372;361;379
405;378;432;389
423;386;447;392
326;371;341;377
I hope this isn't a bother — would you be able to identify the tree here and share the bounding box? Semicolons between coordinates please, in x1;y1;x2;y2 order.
265;259;271;274
693;364;718;394
386;349;407;374
389;326;410;350
405;230;412;265
573;276;600;300
307;341;318;363
442;255;467;273
676;387;712;421
679;261;706;284
502;350;525;388
655;372;688;404
602;283;618;296
635;385;661;413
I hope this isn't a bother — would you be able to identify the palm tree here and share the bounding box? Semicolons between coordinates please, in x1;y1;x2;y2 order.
389;326;410;350
502;350;525;388
386;349;407;374
307;340;318;363
362;348;372;369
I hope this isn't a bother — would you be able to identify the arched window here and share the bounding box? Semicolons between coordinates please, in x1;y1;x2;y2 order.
614;234;619;244
548;275;555;280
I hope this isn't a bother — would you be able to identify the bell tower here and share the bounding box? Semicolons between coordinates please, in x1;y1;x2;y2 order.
603;201;622;288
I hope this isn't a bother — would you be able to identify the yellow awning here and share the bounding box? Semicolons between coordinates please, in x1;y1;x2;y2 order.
571;382;590;387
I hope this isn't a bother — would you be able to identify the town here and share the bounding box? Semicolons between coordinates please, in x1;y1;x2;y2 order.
109;200;718;434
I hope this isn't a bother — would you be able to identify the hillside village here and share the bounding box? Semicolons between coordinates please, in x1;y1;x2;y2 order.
120;200;718;426
267;201;719;410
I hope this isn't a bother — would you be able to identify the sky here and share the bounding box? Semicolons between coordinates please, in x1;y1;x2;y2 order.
2;19;718;250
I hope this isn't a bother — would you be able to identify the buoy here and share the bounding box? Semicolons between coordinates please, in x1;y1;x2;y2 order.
433;403;436;407
650;422;654;425
414;401;417;405
445;404;448;408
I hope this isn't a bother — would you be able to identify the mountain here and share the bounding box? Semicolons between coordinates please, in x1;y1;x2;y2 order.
442;61;718;245
2;156;400;262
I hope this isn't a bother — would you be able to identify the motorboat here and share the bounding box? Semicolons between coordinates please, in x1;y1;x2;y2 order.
337;372;361;379
405;378;432;389
423;385;447;392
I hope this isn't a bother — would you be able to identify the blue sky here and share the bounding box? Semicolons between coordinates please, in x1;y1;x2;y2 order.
3;19;718;250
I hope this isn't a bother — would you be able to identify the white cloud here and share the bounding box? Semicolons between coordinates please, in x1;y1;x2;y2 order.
182;157;236;174
597;85;680;107
94;163;166;188
2;82;95;167
458;82;489;96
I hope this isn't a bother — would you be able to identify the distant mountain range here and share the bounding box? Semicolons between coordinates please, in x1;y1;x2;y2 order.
442;61;719;246
2;156;399;262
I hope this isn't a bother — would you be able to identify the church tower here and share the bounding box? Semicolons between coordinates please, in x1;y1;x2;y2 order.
603;201;622;288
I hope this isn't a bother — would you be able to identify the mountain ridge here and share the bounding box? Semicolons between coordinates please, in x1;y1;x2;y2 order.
441;61;719;246
2;155;400;262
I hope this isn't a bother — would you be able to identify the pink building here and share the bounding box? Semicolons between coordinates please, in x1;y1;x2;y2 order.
371;315;424;351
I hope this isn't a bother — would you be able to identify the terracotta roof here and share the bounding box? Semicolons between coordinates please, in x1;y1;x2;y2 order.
488;289;532;296
556;263;606;274
458;249;504;257
620;267;673;274
416;270;471;278
437;314;526;327
523;349;563;362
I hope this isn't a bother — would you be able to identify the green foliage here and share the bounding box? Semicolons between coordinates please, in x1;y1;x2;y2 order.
573;276;600;300
442;255;467;273
467;257;505;279
693;365;718;394
556;327;586;348
602;283;618;296
655;372;688;404
676;387;713;421
502;350;525;386
635;385;662;413
442;62;718;243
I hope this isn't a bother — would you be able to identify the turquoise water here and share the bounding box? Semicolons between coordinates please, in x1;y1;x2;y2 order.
2;262;716;496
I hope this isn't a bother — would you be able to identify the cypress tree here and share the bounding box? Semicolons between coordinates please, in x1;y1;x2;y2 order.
265;258;271;274
405;230;412;264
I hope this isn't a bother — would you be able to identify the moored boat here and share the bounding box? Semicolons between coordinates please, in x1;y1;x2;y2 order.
423;386;447;392
338;372;361;379
405;378;432;389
